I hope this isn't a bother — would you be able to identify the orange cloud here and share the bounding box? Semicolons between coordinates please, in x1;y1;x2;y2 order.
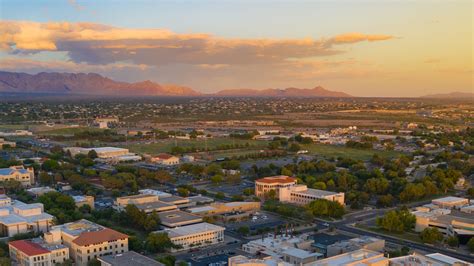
329;33;394;44
0;21;393;67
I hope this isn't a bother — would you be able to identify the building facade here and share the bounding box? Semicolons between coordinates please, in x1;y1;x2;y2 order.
0;166;34;186
157;222;225;252
255;176;297;199
9;238;69;266
44;219;129;266
0;198;53;237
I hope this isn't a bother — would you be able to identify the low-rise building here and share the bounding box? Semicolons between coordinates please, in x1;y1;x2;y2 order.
312;249;388;266
150;153;180;165
114;194;178;213
228;255;288;266
0;198;53;237
325;236;385;258
26;186;56;197
0;166;35;186
187;201;260;217
156;222;225;252
431;196;470;209
98;251;165;266
414;208;474;244
44;219;129;266
9;238;69;266
389;252;471;266
280;185;345;206
157;210;203;228
73;195;95;210
64;147;141;163
242;233;323;265
0;130;33;137
0;138;16;149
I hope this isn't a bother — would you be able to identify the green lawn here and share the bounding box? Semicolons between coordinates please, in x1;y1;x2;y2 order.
0;124;29;130
39;127;106;135
122;138;267;155
302;143;402;160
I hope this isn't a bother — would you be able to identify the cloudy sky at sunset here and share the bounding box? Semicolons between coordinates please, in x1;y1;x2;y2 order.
0;0;472;97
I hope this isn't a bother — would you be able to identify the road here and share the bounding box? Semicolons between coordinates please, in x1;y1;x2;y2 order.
314;207;474;263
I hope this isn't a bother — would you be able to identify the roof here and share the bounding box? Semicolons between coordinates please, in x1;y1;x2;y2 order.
92;147;128;153
99;251;165;266
432;196;469;204
9;240;50;256
312;233;352;246
158;195;189;204
135;201;177;212
158;210;203;227
72;228;128;246
154;153;176;160
426;253;471;265
256;175;297;184
297;188;340;197
282;247;322;259
162;222;225;238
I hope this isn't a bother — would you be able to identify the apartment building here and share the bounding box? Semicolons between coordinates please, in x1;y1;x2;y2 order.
0;198;53;237
0;166;34;186
255;176;298;199
157;222;225;252
44;219;129;266
9;238;69;266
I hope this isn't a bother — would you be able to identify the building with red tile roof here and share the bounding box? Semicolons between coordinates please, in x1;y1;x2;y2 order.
9;238;69;265
44;219;129;266
255;175;297;199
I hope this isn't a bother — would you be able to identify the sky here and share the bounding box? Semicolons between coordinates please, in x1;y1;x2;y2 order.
0;0;472;97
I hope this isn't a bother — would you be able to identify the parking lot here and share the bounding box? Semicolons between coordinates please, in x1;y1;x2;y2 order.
225;211;286;233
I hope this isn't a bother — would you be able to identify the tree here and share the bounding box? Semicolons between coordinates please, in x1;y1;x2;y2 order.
237;226;250;236
177;187;189;197
87;149;98;159
87;258;101;266
39;172;53;185
289;143;301;152
467;237;474;252
420;227;443;244
376;210;404;233
446;236;459;247
146;233;177;253
154;170;173;183
157;255;176;266
42;159;60;171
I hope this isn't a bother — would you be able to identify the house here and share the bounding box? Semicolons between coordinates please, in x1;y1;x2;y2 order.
44;219;129;266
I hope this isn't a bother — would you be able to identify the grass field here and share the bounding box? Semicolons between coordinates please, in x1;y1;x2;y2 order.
122;138;267;155
38;127;106;135
0;124;29;130
302;143;402;160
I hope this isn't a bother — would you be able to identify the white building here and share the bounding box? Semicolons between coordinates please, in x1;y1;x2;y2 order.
389;252;472;266
228;255;289;266
9;238;69;266
0;198;54;237
156;222;225;252
0;166;35;186
45;219;129;266
431;196;470;209
0;138;16;149
312;249;388;266
64;147;141;162
242;233;323;265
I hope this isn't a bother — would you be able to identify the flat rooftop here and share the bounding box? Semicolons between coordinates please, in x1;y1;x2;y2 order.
313;249;385;265
135;201;177;212
432;196;469;204
53;219;104;237
301;188;340;197
99;251;164;266
256;175;297;184
312;233;352;246
157;210;202;227
91;147;128;152
162;222;224;238
158;195;189;204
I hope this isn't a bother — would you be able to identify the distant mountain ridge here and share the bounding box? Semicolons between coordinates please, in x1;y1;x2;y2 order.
0;71;200;96
215;86;351;97
0;71;352;97
420;91;474;99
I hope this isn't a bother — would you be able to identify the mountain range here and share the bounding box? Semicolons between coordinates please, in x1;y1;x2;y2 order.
420;91;474;99
0;71;352;97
